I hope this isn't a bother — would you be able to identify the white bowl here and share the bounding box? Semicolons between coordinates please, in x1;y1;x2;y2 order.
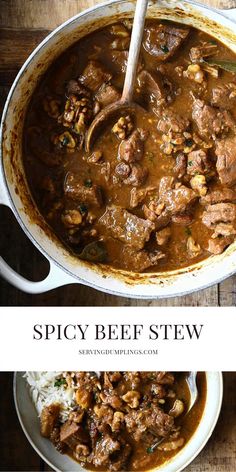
14;372;223;472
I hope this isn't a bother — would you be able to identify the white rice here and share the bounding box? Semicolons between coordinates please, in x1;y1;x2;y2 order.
24;371;76;422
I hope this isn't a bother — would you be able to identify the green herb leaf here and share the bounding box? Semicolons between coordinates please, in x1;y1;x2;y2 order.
79;241;107;263
205;59;236;73
188;160;193;166
185;139;194;148
147;446;154;454
84;179;92;188
62;136;69;146
54;378;67;387
161;44;169;54
185;227;192;236
79;204;88;214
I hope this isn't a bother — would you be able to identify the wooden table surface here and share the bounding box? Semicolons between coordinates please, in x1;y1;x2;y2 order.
0;372;235;472
1;0;236;307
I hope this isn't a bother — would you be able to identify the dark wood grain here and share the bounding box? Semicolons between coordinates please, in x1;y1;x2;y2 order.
0;373;41;471
0;28;50;85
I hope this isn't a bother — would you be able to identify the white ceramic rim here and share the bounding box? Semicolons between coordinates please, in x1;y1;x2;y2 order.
13;372;223;472
1;1;236;298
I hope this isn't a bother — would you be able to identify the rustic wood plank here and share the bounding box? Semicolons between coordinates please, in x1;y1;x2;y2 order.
0;29;50;85
219;275;236;306
185;372;236;471
0;0;99;29
0;373;42;471
0;0;235;31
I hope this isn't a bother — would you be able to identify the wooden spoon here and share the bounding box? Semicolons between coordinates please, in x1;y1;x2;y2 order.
85;0;149;152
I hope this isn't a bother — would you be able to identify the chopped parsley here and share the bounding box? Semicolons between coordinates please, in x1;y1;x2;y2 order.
54;378;67;387
62;136;69;146
84;179;92;188
160;44;169;54
185;227;192;236
79;203;88;214
188;160;193;166
147;446;154;454
185;139;194;147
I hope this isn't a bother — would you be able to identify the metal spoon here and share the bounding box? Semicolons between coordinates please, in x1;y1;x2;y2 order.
148;372;198;452
85;0;149;152
185;371;198;414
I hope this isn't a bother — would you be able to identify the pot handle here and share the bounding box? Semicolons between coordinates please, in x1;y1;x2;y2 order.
221;7;236;21
0;172;77;293
0;255;78;294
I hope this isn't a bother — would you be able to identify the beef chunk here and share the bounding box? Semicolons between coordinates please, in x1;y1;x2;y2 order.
110;50;143;74
79;61;112;92
143;23;189;60
200;188;236;205
159;176;175;197
60;420;89;448
202;203;236;229
137;70;168;107
64;172;103;207
95;83;120;108
99;205;155;249
208;236;234;254
192;99;234;139
40;404;60;438
66;79;90;98
118;129;146;163
92;435;121;467
159;180;197;215
157;110;190;134
173;153;187;179
187;149;210;175
215;136;236;186
202;203;236;238
109;443;132;472
123;164;148;187
125;405;174;442
110;50;128;73
189;43;218;62
121;246;165;272
212;83;236;110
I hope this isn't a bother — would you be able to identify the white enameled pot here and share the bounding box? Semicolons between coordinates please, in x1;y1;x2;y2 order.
14;372;223;472
1;1;236;298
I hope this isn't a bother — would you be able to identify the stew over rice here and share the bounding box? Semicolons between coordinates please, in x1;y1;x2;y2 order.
39;372;206;471
23;19;236;272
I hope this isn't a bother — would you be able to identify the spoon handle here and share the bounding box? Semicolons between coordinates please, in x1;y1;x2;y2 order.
121;0;149;104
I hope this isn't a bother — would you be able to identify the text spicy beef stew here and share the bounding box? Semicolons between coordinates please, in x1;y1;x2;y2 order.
23;20;236;272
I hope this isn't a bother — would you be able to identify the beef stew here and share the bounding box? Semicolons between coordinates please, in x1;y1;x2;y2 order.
23;20;236;272
40;372;206;471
